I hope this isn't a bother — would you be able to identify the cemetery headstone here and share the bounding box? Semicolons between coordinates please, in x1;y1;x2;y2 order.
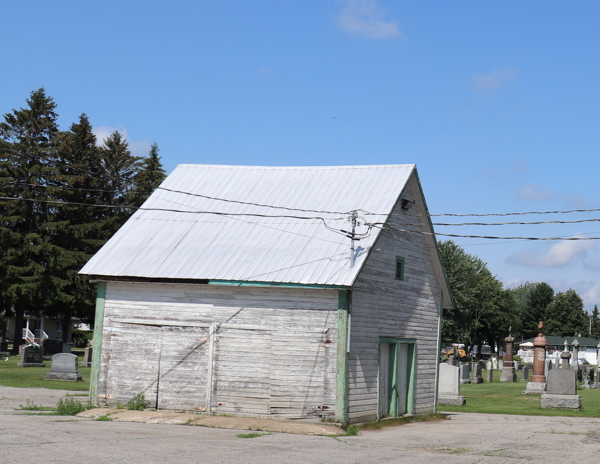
492;357;498;370
560;341;571;369
541;368;580;409
437;363;466;405
571;339;579;371
81;346;93;368
460;364;471;384
523;324;547;395
46;353;82;381
471;363;483;384
487;368;493;383
17;345;45;367
498;359;504;370
500;329;517;382
41;338;63;358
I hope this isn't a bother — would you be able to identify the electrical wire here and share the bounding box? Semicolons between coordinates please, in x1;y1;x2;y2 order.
366;222;600;241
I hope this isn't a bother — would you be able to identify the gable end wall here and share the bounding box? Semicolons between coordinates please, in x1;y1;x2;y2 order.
349;176;442;422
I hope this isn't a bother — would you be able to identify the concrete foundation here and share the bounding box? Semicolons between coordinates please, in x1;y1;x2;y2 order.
541;394;581;410
437;395;466;406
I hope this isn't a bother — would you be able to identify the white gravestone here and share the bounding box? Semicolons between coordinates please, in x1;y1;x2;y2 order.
46;353;82;381
437;363;466;405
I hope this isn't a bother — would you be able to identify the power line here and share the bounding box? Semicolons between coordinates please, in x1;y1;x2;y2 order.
378;207;600;218
3;195;600;242
156;186;349;216
381;218;600;227
366;222;600;241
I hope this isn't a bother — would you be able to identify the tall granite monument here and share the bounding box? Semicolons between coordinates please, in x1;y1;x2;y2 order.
500;328;517;382
523;322;547;394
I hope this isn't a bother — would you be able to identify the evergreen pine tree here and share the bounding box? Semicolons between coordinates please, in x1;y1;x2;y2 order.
0;88;59;352
44;114;105;338
98;131;141;235
131;143;166;207
591;305;600;339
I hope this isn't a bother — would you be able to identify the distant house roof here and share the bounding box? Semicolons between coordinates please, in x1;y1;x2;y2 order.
519;336;600;348
80;164;451;303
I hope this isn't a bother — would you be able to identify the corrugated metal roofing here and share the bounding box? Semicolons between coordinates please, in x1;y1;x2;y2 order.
80;164;416;286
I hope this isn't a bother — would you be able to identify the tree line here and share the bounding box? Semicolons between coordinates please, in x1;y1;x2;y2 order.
0;88;166;351
439;240;600;354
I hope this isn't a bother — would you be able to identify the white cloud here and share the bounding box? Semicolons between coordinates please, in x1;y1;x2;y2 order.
471;68;518;90
583;286;600;308
259;66;273;76
337;0;404;40
506;234;595;268
517;185;554;202
92;125;151;156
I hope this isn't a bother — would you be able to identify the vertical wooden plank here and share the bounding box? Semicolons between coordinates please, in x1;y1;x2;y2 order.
406;343;416;414
378;343;389;419
397;343;408;416
206;322;216;412
89;282;106;406
336;290;349;424
388;343;397;415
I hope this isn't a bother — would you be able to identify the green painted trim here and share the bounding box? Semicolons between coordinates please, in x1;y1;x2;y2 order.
406;343;416;415
434;293;444;412
395;256;405;281
208;279;348;290
336;290;349;424
89;282;106;407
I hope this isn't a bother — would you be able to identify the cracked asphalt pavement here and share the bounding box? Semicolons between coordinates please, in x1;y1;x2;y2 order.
2;386;600;463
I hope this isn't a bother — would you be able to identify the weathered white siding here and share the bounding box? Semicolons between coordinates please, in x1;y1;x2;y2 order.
98;283;338;419
349;174;442;422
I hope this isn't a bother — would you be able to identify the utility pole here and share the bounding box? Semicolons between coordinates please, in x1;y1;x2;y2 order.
349;210;358;268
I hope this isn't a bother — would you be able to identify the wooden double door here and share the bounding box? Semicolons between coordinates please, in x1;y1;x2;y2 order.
378;341;415;418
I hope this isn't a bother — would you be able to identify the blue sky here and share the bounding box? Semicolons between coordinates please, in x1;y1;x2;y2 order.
2;1;600;310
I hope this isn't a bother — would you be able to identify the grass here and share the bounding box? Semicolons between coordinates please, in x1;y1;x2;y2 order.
359;412;449;431
55;396;90;415
18;399;55;411
93;414;114;421
0;355;90;391
236;432;272;438
438;368;600;418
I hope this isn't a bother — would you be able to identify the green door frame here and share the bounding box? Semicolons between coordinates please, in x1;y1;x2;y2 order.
378;337;417;417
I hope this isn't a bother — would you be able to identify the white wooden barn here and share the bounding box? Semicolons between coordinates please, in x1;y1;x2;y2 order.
80;164;453;424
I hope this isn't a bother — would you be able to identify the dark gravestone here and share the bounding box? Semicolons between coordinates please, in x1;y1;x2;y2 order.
81;346;93;368
460;364;471;384
523;366;529;381
0;341;8;352
41;338;63;357
546;369;577;395
46;353;82;381
17;346;45;367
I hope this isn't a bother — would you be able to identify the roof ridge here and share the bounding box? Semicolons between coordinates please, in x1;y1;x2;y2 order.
176;164;416;170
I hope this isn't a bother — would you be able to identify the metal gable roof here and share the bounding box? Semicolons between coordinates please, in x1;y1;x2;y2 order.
80;164;418;286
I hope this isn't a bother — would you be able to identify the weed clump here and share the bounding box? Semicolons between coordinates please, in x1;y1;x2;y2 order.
345;424;359;435
56;397;89;416
127;392;150;411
